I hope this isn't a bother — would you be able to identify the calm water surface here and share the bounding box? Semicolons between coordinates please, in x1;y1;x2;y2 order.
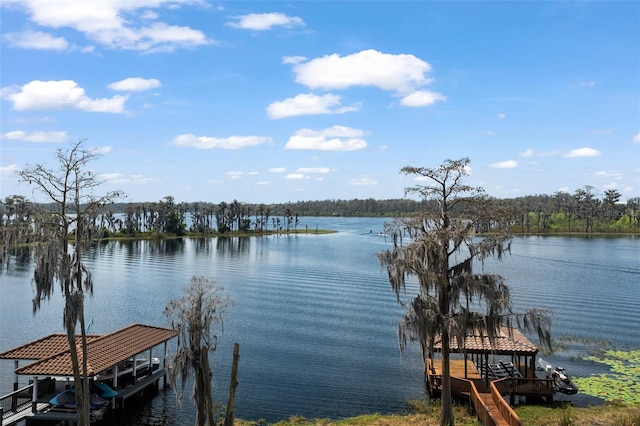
1;217;639;424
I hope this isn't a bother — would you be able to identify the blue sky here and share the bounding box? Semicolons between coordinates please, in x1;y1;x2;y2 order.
1;1;639;204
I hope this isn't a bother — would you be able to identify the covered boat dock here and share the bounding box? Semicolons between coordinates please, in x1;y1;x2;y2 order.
425;327;554;426
0;323;176;425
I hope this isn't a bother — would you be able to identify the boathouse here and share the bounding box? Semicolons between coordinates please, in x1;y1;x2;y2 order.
0;323;176;425
425;326;554;426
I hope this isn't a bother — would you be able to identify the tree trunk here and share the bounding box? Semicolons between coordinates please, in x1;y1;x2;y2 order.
441;330;454;426
224;343;240;426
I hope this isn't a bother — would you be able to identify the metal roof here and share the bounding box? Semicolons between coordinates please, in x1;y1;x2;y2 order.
1;324;176;377
433;327;538;355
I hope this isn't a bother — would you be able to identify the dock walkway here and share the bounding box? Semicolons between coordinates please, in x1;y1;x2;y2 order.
428;359;552;426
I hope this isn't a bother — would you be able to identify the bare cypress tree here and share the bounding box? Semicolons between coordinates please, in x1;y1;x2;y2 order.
378;158;551;426
9;140;122;425
164;276;230;426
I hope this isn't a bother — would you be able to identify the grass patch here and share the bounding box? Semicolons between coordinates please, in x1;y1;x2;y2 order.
515;402;640;426
235;401;640;426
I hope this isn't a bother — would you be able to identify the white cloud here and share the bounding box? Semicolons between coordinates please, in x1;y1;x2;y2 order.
296;167;331;174
400;90;446;107
171;133;273;149
266;93;359;119
290;49;441;101
285;173;305;180
489;160;518;169
1;130;68;143
6;0;212;52
519;148;562;157
285;126;367;151
91;145;112;154
3;30;69;50
349;177;378;186
497;113;506;120
268;167;286;173
634;132;640;143
108;77;161;91
2;80;128;113
1;164;20;178
225;171;244;180
283;56;306;65
593;170;623;180
227;12;304;31
565;147;601;158
102;172;158;185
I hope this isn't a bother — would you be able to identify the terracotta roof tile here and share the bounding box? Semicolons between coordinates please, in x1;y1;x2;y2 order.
0;334;102;361
7;324;176;377
433;327;538;355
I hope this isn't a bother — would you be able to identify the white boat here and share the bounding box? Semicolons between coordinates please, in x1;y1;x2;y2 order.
97;357;160;387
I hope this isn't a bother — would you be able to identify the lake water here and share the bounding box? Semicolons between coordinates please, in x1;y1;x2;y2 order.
1;217;639;424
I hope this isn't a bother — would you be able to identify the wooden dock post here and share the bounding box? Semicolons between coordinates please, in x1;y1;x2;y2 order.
224;343;240;426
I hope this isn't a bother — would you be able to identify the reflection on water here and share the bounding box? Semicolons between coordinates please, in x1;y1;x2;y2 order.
1;218;639;425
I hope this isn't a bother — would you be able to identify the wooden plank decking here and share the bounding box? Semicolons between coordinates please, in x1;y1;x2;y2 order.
427;359;525;426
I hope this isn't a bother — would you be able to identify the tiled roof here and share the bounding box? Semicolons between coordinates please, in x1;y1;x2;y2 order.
433;327;538;355
6;324;176;377
0;334;102;361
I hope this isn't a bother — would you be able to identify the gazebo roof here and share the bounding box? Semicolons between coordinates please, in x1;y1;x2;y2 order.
433;326;538;356
0;334;102;361
0;324;176;377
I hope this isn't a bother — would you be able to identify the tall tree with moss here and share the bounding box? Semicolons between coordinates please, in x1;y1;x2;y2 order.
378;158;551;426
164;276;230;426
5;140;122;425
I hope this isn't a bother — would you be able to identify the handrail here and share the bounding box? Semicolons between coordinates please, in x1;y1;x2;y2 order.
451;376;494;426
1;384;35;426
491;379;525;426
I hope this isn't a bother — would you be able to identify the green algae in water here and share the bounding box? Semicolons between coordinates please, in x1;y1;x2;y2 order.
574;349;640;405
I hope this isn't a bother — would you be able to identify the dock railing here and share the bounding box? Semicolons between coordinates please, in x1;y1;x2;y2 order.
1;383;34;426
493;376;554;400
490;380;524;426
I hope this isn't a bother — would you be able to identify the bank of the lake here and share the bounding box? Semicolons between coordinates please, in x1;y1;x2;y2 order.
1;217;638;425
234;402;640;426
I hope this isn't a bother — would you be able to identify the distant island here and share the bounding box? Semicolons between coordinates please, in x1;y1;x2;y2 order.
3;189;639;237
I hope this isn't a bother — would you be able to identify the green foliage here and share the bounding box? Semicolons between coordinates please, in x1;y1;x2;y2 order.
165;211;186;236
574;350;640;405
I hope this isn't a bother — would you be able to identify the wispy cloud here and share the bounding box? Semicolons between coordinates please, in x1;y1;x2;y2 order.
285;126;367;151
1;130;67;143
171;134;273;150
349;177;378;186
519;148;562;157
571;81;597;88
3;30;69;50
227;13;305;31
0;164;20;179
108;78;161;92
267;93;359;119
565;147;601;158
489;160;518;169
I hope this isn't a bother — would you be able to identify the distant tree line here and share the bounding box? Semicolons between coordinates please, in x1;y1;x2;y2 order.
2;186;639;237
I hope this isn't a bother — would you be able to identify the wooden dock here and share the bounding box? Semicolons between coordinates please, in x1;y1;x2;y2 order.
0;324;177;425
427;358;553;426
